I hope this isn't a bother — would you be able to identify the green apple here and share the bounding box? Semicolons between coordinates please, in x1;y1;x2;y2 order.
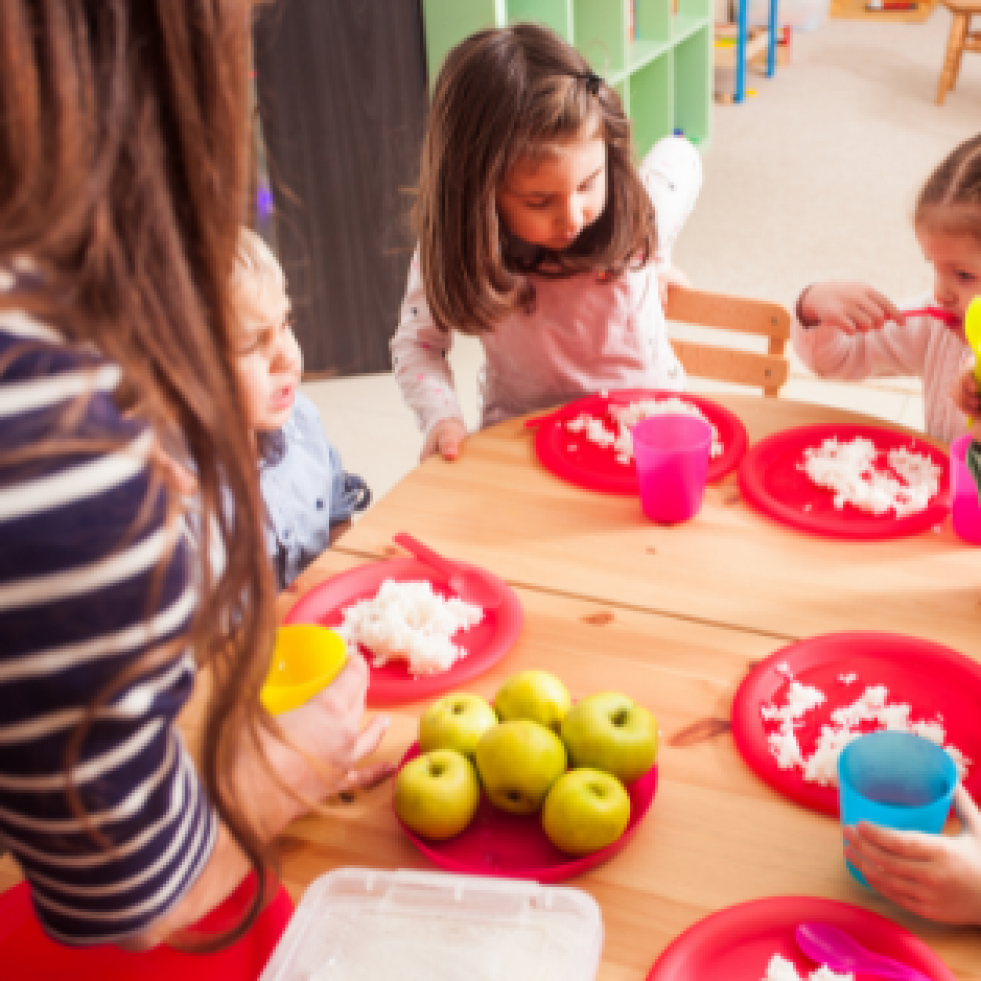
475;720;567;815
542;768;631;855
394;749;480;840
560;693;658;784
419;693;498;760
493;670;572;733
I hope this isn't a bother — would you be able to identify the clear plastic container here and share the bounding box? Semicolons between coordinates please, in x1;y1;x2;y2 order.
260;868;604;981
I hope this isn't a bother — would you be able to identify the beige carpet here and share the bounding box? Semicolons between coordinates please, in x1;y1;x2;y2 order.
830;0;937;24
680;8;981;311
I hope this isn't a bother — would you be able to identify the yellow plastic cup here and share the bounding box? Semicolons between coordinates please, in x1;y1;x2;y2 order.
260;624;348;715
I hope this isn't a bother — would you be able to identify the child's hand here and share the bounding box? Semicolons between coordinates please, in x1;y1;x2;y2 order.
952;364;981;417
658;264;691;308
422;418;467;462
799;282;905;334
843;784;981;926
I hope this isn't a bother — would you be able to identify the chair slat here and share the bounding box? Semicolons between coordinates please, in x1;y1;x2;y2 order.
665;288;790;341
664;287;792;397
671;340;790;398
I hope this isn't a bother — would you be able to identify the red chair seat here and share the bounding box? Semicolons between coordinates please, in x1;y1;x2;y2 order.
0;874;293;981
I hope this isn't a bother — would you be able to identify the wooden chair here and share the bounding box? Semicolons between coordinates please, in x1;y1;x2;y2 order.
937;0;981;105
664;286;791;398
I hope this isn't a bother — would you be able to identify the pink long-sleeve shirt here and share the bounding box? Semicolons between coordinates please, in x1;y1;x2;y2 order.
792;297;973;445
392;137;700;434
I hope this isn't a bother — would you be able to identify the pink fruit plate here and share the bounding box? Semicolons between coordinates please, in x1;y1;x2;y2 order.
393;742;659;884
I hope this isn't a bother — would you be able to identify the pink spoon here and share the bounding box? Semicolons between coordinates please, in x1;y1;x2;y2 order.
796;923;931;981
392;533;503;609
903;306;961;329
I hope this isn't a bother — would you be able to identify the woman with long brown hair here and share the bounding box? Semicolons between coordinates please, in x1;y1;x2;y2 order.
0;0;387;950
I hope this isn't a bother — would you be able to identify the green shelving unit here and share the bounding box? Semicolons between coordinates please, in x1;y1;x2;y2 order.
421;0;712;157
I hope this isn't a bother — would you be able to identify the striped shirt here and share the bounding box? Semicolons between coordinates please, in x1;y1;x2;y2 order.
0;281;216;944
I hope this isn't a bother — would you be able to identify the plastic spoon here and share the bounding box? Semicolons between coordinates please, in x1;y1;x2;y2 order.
903;306;961;329
392;532;503;609
796;923;931;981
965;297;981;427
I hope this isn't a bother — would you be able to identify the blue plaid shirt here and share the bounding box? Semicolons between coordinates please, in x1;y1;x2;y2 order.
259;391;369;589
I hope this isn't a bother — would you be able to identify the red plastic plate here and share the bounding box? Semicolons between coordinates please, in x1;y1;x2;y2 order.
284;558;524;707
738;423;950;540
732;632;981;816
647;895;955;980
530;389;747;494
394;742;658;883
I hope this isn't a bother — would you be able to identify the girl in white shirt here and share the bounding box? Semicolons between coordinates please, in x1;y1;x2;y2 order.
793;133;981;445
392;23;701;461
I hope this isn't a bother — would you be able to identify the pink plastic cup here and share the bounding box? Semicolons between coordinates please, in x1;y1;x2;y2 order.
951;433;981;544
632;414;712;523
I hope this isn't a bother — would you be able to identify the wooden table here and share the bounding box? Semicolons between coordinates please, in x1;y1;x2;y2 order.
275;395;981;979
3;395;980;977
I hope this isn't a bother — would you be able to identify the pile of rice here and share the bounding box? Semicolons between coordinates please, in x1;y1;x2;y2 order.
565;397;723;466
799;437;941;518
762;670;971;786
337;580;483;676
764;954;852;981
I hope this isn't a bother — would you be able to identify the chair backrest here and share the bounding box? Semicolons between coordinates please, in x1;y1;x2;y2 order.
664;287;791;398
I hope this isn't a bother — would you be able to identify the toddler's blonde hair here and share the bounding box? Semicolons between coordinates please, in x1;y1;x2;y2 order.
916;133;981;242
230;226;288;331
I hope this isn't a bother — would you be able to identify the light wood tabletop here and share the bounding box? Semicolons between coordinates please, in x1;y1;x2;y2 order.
332;395;981;654
273;396;981;980
3;395;980;978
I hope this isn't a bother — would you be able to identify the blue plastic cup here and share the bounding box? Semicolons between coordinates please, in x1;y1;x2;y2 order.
632;415;712;524
838;731;958;887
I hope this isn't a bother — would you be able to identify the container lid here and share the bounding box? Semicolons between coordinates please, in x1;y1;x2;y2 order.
260;867;604;981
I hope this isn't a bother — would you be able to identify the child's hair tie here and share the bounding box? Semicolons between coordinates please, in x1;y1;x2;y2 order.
578;71;602;96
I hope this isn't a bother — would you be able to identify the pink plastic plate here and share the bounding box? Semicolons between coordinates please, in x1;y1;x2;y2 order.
284;559;523;707
732;632;981;816
530;389;747;494
394;742;658;883
647;895;955;980
738;423;950;539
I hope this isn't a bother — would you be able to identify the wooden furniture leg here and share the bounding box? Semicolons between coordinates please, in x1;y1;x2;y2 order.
952;15;971;89
938;13;968;105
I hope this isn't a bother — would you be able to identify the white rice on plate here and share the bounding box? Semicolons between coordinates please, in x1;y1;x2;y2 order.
565;397;724;465
761;678;972;787
763;955;853;981
799;437;941;518
337;580;484;677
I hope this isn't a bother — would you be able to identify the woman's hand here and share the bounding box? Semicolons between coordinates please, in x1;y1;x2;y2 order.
294;648;392;796
843;784;981;926
798;282;904;334
421;418;467;462
952;364;981;417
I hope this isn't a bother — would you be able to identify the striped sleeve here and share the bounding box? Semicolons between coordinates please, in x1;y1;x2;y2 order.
0;321;217;946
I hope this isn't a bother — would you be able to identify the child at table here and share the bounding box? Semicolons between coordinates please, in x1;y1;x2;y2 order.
231;228;370;588
792;133;981;446
391;23;702;461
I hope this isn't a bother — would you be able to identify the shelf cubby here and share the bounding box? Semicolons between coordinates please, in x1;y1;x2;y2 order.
421;0;712;158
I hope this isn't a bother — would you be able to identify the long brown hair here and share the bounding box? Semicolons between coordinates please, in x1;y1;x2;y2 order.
916;133;981;240
0;0;277;948
414;23;657;336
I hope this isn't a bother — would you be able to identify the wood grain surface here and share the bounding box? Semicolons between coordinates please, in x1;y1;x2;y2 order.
336;396;981;655
5;395;980;979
